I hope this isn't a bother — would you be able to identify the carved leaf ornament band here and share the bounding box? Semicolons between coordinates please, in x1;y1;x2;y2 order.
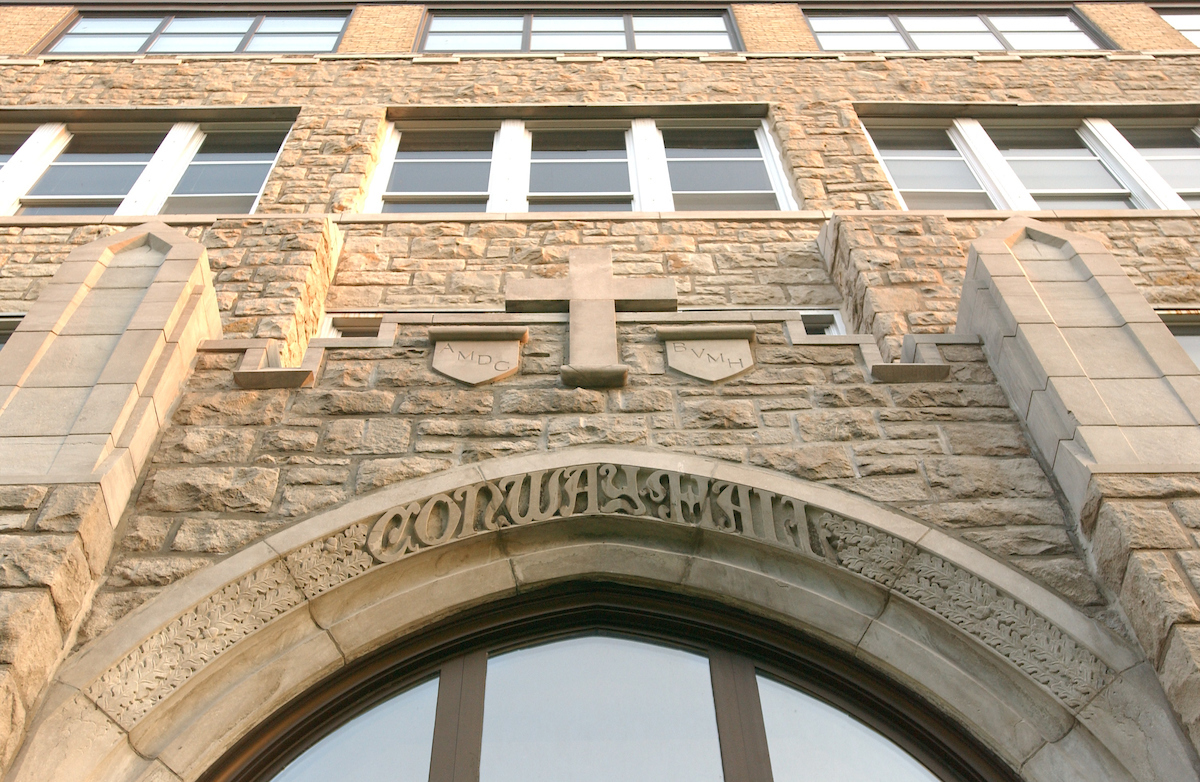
87;463;1113;727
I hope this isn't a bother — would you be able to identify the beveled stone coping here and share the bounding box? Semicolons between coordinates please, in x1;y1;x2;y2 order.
19;448;1198;782
656;325;757;341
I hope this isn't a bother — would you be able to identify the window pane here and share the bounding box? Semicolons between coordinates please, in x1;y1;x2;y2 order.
160;194;257;213
814;32;910;51
871;127;956;151
1033;195;1133;210
667;160;772;192
530;33;627;51
1002;32;1097;49
899;16;988;32
192;130;288;160
1162;14;1200;30
163;17;254;34
633;16;727;32
885;158;983;190
398;130;494;156
0;133;30;165
172;163;273;195
429;17;525;32
531;162;630;192
27;134;164;198
52;36;149;54
20;204;118;215
270;677;438;782
988;127;1085;150
425;33;523;51
808;17;897;33
1008;158;1124;190
902;191;994;209
479;637;724;782
989;15;1082;32
149;35;245;53
672;192;779;210
389;162;492;193
635;33;733;50
758;675;939;782
528;201;632;211
382;201;489;213
245;35;340;53
258;17;346;34
663;129;760;156
1120;126;1200;153
71;18;163;34
910;33;1003;50
532;16;624;32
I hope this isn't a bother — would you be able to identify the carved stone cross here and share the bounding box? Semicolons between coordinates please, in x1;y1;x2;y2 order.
506;247;677;387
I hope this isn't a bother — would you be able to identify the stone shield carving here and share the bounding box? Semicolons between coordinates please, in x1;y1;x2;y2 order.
657;325;755;382
429;326;528;386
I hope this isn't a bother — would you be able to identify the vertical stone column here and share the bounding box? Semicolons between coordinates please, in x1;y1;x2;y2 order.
956;216;1200;754
0;224;221;772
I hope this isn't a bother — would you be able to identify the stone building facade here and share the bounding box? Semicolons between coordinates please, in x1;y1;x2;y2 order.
0;2;1196;781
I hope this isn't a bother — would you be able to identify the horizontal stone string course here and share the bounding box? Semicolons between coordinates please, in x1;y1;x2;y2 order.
82;464;1113;727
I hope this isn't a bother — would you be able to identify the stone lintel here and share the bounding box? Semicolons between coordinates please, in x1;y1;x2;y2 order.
561;364;628;388
656;325;756;342
427;326;529;343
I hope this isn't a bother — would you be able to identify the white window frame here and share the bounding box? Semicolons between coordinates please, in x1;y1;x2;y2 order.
868;117;1192;211
366;118;798;214
0;121;286;216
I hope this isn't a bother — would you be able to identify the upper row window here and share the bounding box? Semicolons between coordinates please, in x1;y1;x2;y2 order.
421;12;736;52
1161;13;1200;46
48;14;348;55
808;13;1102;51
0;122;287;216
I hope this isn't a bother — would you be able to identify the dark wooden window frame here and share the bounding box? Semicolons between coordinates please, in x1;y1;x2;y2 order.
43;12;351;56
199;582;1022;782
804;9;1113;52
417;8;744;53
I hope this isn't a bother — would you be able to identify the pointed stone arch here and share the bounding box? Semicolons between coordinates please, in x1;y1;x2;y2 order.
9;448;1197;782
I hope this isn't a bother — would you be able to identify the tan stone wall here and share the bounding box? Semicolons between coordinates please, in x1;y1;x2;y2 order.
1077;3;1197;50
0;5;72;56
732;4;817;52
338;4;424;54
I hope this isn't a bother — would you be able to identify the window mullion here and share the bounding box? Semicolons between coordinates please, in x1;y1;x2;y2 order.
756;121;799;211
0;123;71;216
116;122;204;216
709;648;775;782
949;118;1038;210
522;14;533;53
485;120;531;213
428;650;488;782
364;124;401;212
625;13;636;51
239;15;266;54
143;16;171;54
979;15;1013;50
628;119;674;212
1079;118;1189;209
890;15;918;51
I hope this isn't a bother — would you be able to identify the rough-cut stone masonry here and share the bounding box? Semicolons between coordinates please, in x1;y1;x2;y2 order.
1077;4;1198;51
0;5;70;56
329;217;841;311
824;214;1200;360
5;56;1200;212
731;4;819;52
81;320;1108;649
337;4;423;54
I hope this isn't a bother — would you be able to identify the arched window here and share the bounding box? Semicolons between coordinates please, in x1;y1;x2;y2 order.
202;585;1019;782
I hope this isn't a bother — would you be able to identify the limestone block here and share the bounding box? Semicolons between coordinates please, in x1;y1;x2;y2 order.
109;556;212;588
747;446;855;480
1077;662;1200;782
143;467;281;514
793;409;878;441
0;487;47;511
354;457;456;492
0;668;24;769
1093;502;1194;589
322;418;411;455
7;693;131;782
171;519;286;555
1120;552;1200;662
1012;557;1104;607
33;485;111;575
152;427;257;464
1021;724;1137;782
924;457;1052;500
1162;626;1200;756
680;399;758;430
0;591;60;707
173;390;288;426
0;535;90;629
290;389;395;416
497;389;605;415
